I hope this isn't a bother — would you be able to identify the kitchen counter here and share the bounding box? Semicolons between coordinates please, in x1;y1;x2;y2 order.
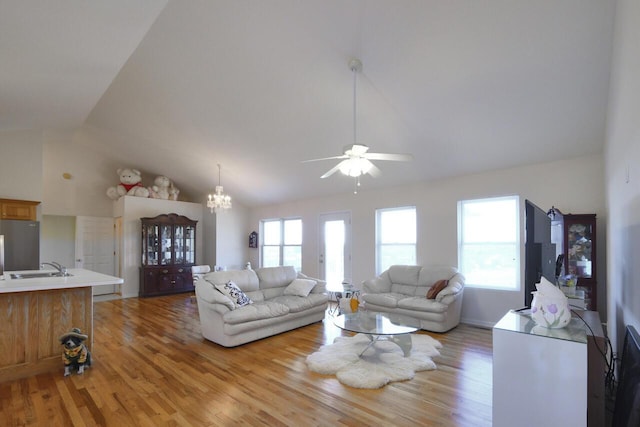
0;268;123;382
0;268;123;293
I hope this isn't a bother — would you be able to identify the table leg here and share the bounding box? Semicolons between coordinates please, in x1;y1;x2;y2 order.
359;334;413;357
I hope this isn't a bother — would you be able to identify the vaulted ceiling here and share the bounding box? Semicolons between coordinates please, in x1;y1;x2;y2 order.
1;1;616;207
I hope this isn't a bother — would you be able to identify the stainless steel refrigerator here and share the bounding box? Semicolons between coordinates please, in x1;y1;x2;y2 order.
0;219;40;271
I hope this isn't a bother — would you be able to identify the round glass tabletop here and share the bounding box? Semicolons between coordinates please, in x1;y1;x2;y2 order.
333;311;419;335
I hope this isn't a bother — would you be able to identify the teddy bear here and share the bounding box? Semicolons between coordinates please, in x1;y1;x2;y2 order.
148;175;171;199
106;168;150;200
59;328;92;376
168;181;180;201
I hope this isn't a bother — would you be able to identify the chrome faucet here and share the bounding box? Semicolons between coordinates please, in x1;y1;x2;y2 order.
41;262;68;276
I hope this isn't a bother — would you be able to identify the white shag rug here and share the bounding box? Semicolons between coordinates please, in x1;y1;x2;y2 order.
306;333;442;389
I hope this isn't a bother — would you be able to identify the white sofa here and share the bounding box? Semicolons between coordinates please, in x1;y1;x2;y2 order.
194;266;328;347
361;265;465;333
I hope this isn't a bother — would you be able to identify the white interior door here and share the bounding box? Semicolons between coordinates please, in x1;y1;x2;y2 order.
319;212;352;288
75;216;116;296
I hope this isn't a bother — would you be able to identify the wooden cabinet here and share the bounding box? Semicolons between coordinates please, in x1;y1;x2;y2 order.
139;213;196;297
0;198;39;220
563;214;597;310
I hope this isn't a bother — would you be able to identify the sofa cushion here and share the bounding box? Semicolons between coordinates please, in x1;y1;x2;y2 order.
284;278;317;297
255;266;298;289
387;265;422;286
271;293;327;313
417;266;458;287
397;296;448;313
361;292;407;308
214;281;253;309
203;269;260;292
427;279;449;299
223;301;290;324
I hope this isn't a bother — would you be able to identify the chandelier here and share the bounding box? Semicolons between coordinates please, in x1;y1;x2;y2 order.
207;164;232;213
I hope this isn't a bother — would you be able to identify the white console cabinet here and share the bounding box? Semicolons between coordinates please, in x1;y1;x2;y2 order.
493;310;604;427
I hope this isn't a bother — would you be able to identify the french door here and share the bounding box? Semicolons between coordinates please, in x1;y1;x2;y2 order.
319;212;352;288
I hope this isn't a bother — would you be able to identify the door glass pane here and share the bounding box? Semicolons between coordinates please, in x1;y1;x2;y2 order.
324;220;345;287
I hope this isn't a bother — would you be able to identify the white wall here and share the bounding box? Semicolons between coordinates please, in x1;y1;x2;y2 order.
248;154;605;327
0;130;43;202
40;215;76;267
42;130;117;217
215;203;249;270
113;196;204;298
604;0;640;352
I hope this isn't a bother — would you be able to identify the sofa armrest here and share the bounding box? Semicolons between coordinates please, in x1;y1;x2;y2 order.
196;281;235;310
362;276;392;294
435;273;465;303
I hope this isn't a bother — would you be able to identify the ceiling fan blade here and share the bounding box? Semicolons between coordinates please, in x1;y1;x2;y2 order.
320;161;348;179
364;152;414;162
367;163;382;178
301;155;348;163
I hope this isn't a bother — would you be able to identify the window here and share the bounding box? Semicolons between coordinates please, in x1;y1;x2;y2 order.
458;196;520;290
261;218;302;271
376;206;416;274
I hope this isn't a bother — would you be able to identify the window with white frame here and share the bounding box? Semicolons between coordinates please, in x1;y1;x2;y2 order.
375;206;416;274
261;218;302;271
457;196;520;290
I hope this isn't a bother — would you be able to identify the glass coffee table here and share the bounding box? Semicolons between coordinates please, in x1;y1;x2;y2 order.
333;311;419;357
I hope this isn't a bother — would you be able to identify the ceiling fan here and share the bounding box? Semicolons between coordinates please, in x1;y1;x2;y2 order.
302;58;413;191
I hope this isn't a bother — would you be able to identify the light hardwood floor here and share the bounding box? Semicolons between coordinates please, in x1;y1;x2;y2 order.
0;294;493;426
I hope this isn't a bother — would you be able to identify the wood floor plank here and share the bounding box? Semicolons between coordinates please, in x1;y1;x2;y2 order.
0;295;493;426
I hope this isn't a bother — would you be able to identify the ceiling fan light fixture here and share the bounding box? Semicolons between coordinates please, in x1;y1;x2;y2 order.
339;157;372;177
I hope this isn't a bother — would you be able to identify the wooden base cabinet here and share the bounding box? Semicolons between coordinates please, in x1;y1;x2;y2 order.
139;213;197;297
0;287;92;382
140;266;193;297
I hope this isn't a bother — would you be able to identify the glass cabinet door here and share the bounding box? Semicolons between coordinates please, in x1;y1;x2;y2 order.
160;224;172;265
185;225;195;264
143;224;159;265
566;221;594;278
174;225;184;264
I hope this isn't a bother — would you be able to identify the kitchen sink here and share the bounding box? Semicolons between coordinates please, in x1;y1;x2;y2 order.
10;272;73;279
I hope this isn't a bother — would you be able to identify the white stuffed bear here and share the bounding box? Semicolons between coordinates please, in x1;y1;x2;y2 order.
148;175;171;200
106;168;150;200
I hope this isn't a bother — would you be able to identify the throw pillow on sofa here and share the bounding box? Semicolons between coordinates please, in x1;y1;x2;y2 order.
426;279;448;299
284;278;317;297
214;280;253;309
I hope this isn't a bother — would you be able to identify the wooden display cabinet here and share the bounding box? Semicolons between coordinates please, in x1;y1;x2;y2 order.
563;214;597;310
139;213;197;297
